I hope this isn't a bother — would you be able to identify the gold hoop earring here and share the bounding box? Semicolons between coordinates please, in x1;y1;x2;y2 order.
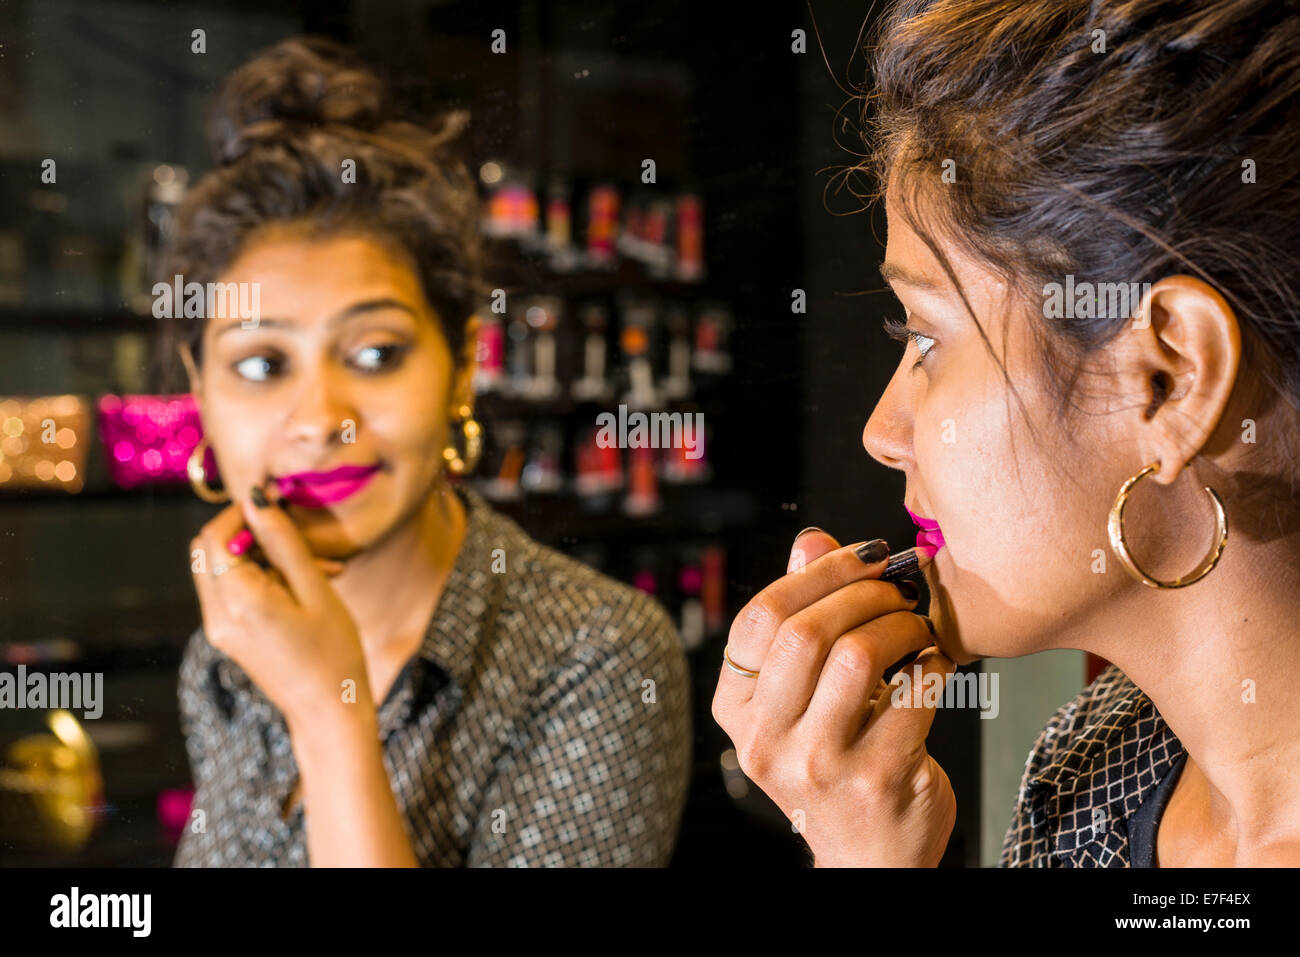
1107;461;1227;589
442;404;483;476
187;438;230;504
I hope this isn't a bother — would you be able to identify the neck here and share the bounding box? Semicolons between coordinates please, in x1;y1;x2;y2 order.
328;479;468;655
1085;522;1300;850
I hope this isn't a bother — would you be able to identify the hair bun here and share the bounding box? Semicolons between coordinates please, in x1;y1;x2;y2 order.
208;36;388;165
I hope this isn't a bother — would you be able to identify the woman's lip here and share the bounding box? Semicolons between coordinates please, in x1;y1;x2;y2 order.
277;464;381;484
916;528;945;553
906;504;945;552
275;464;381;507
905;504;941;530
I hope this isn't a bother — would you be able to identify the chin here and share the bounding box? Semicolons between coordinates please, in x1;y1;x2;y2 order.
285;504;379;560
923;570;981;666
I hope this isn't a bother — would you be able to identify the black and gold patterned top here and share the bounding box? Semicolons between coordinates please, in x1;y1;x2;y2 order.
1000;664;1188;867
174;484;692;867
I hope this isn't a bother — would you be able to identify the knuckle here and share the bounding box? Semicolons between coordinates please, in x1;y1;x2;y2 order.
910;757;943;798
734;736;770;781
828;635;880;680
710;691;729;729
735;592;782;638
796;747;835;795
856;764;890;799
773;615;818;657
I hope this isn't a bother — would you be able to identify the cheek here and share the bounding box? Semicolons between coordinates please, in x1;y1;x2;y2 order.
202;393;276;488
918;369;1095;593
361;365;452;468
915;371;1036;567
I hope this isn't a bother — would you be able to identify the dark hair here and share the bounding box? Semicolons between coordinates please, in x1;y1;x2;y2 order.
161;35;483;384
844;0;1300;491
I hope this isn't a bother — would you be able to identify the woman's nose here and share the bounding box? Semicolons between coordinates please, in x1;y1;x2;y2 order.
285;369;353;446
862;364;914;471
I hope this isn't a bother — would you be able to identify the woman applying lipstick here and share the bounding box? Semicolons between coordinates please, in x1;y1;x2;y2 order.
165;37;691;867
714;0;1300;867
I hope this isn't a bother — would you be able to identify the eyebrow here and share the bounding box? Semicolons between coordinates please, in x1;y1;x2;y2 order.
879;260;944;292
213;298;418;337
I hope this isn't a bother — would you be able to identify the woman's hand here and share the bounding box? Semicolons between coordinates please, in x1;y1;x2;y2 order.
712;529;957;867
189;483;371;727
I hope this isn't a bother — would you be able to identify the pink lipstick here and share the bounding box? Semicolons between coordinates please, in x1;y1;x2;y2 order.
905;504;945;556
275;464;381;508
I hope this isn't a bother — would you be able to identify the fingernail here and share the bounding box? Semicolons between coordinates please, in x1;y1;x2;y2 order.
921;614;937;637
227;528;255;556
855;539;889;564
250;486;269;508
894;579;920;602
794;526;825;542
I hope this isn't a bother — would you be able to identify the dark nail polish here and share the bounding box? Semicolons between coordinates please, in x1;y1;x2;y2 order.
855;539;889;564
250;486;269;508
794;526;825;542
921;614;937;637
895;579;920;602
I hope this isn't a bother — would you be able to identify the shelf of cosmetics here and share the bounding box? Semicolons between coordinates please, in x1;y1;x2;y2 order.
472;296;733;406
0;160;705;315
0;389;718;503
480;173;705;283
468;411;714;517
566;539;729;655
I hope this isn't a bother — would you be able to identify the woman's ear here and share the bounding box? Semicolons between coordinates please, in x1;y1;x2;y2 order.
1128;276;1242;485
450;315;480;411
178;342;203;406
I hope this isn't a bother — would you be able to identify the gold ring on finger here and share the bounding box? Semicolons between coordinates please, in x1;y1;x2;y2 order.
211;557;251;577
723;645;760;679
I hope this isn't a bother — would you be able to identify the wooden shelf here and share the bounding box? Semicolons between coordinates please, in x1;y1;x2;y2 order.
0;474;756;544
0;307;158;333
481;483;756;544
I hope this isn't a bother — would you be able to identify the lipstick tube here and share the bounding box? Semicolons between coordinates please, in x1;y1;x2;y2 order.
879;546;934;583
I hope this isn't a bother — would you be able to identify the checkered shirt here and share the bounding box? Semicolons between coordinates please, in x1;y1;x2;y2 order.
1000;663;1187;867
175;484;692;867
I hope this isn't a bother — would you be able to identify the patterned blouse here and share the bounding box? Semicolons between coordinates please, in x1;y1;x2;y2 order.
1000;663;1188;867
174;484;692;867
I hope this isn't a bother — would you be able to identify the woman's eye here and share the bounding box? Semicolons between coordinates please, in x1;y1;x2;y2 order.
881;314;937;368
349;343;408;373
232;354;280;382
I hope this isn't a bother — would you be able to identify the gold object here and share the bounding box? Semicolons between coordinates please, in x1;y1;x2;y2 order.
442;404;483;475
211;557;252;577
187;437;229;503
0;395;91;492
1108;461;1227;588
723;645;760;679
0;710;102;852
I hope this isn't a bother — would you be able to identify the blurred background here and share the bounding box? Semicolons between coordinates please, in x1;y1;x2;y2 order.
0;0;1094;867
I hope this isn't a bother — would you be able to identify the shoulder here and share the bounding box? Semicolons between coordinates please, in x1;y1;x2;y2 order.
1002;662;1164;866
471;495;683;671
178;625;215;699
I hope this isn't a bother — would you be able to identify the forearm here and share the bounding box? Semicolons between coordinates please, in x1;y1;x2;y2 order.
287;700;418;867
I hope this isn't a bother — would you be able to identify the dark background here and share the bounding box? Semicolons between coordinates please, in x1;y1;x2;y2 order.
0;0;979;867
